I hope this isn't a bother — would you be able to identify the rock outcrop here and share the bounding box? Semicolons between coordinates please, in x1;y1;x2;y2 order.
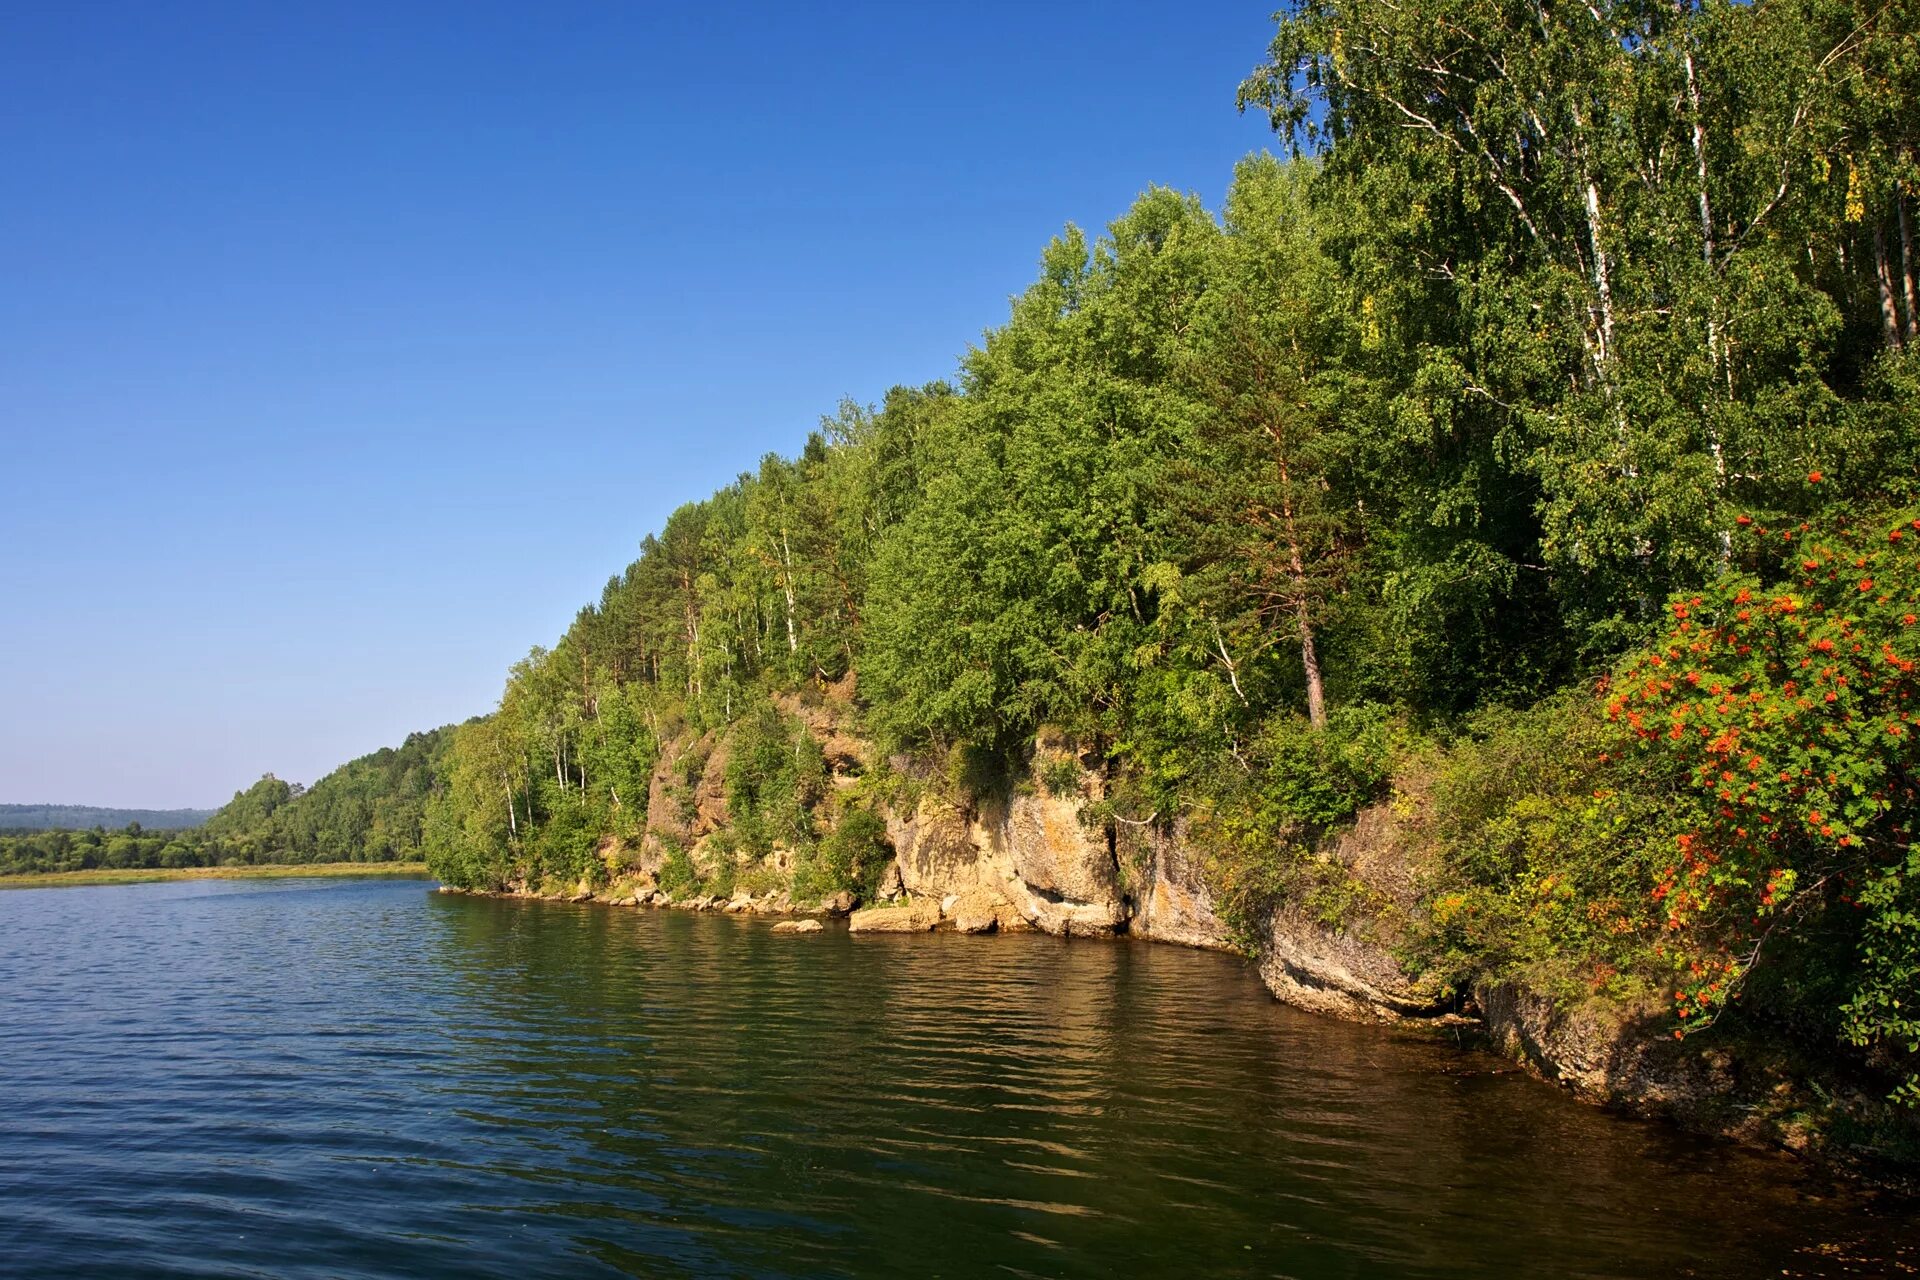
1252;789;1454;1023
848;900;942;932
872;729;1152;937
1127;818;1232;951
1258;904;1445;1022
449;690;1920;1174
886;797;982;899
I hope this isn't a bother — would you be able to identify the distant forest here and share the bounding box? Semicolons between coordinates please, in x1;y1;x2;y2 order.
0;804;215;833
0;726;461;876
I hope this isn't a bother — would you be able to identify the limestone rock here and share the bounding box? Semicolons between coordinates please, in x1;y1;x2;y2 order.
876;861;905;901
1258;905;1444;1022
1128;818;1231;950
772;686;867;777
821;890;859;916
772;919;824;934
1252;796;1448;1022
886;796;981;898
848;900;941;933
944;887;1016;935
1004;791;1113;905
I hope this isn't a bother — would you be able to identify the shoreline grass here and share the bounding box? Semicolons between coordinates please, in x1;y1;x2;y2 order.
0;861;433;890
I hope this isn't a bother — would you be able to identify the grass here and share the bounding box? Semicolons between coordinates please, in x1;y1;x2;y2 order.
0;861;432;890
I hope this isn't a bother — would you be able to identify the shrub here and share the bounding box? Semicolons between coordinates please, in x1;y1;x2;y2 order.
944;740;1006;803
656;839;698;899
1605;508;1920;1098
1195;704;1400;944
1038;754;1084;798
793;806;893;902
1419;695;1673;1003
724;701;825;856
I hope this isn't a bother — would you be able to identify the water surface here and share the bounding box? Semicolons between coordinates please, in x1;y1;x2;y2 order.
0;877;1909;1278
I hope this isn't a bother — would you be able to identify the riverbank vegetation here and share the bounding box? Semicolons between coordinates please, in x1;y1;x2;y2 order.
0;862;430;890
418;0;1918;1110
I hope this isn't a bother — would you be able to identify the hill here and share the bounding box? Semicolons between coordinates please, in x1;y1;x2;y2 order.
0;726;463;876
0;804;215;833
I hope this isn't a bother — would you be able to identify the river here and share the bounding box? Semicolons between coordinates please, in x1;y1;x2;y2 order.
0;876;1909;1278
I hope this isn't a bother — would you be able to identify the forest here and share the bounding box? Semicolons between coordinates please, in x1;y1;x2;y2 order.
0;727;457;876
438;0;1906;1109
0;804;215;832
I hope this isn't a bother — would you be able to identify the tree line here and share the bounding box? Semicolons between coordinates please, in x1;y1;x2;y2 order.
0;727;459;876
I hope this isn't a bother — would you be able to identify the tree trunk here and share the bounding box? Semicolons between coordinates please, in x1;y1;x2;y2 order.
1570;104;1618;382
1297;600;1326;731
1274;450;1327;731
780;528;799;655
1900;192;1917;346
1877;222;1905;350
1681;39;1723;383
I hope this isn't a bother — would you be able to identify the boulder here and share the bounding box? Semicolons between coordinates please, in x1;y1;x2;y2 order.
821;890;859;916
772;919;824;934
876;861;905;901
848;900;942;933
944;887;1017;935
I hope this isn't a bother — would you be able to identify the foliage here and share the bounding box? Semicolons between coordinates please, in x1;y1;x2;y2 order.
1421;696;1676;1003
724;702;826;857
1605;506;1920;1092
793;807;893;903
1193;706;1399;941
0;804;214;833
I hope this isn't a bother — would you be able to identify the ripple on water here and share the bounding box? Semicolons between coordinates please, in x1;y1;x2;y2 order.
0;877;1911;1279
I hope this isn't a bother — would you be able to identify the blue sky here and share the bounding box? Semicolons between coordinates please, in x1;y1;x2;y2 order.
0;2;1280;808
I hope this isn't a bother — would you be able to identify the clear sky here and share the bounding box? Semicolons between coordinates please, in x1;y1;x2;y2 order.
0;1;1281;809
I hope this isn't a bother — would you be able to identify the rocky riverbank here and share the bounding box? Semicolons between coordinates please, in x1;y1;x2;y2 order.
443;687;1917;1180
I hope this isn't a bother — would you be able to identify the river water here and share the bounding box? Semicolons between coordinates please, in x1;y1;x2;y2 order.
0;876;1909;1278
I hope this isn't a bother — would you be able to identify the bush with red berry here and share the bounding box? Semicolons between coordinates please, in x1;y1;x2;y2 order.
1607;507;1919;1099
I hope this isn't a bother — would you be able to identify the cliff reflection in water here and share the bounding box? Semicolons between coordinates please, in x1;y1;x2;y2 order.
416;892;1907;1279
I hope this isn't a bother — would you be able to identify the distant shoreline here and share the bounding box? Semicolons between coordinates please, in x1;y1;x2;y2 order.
0;862;432;890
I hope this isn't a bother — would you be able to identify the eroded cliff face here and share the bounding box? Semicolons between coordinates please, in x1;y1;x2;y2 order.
1256;795;1453;1024
874;728;1223;941
598;701;1236;947
1127;819;1232;950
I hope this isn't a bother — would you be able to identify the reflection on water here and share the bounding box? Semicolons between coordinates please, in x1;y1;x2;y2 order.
0;878;1909;1278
